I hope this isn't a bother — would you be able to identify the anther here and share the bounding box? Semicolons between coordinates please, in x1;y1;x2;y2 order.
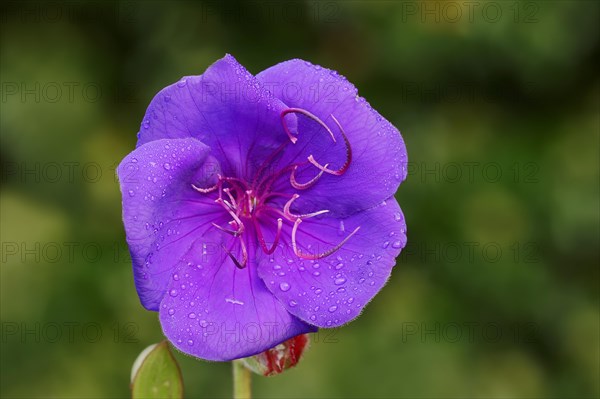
281;108;336;144
291;218;361;260
283;194;329;221
222;240;247;269
192;183;218;193
306;114;352;176
290;164;328;190
255;218;283;255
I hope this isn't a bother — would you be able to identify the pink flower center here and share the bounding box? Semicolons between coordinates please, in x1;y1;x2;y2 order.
191;108;360;268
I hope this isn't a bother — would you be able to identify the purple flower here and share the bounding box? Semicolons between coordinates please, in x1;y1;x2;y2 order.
118;55;407;361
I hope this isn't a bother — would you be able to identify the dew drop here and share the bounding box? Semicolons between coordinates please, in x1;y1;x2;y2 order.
310;315;317;321
128;190;135;197
188;312;196;319
335;263;344;270
177;79;187;87
279;282;291;292
163;163;171;170
383;241;390;249
394;213;402;222
313;271;321;277
289;300;298;307
392;240;403;249
334;277;346;286
315;288;323;295
168;308;175;315
173;273;179;281
169;289;178;297
328;305;338;313
187;339;194;346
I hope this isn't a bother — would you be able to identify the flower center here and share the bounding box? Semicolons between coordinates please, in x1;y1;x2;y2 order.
191;108;360;269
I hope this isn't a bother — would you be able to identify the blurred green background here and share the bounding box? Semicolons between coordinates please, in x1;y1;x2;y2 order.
1;1;598;398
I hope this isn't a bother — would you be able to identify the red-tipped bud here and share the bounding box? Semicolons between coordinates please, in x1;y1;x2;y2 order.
241;334;310;376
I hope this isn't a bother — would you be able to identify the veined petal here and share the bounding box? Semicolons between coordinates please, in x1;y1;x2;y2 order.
117;137;224;310
257;59;407;218
159;229;317;361
137;54;297;181
256;199;406;327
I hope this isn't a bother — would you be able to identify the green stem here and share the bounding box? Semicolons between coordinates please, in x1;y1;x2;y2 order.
232;360;252;399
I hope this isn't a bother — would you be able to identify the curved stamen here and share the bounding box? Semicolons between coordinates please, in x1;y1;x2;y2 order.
291;218;361;260
223;188;237;209
216;198;244;235
254;218;282;255
283;194;330;221
281;108;336;144
212;222;240;237
290;164;328;190
307;114;352;176
222;239;247;269
192;182;218;194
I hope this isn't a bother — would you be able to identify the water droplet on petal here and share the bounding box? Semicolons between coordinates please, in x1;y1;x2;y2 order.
334;277;346;286
168;308;175;315
392;240;403;249
383;241;390;249
328;305;337;313
310;315;317;321
169;289;178;297
188;313;196;319
279;282;291;292
289;300;298;307
163;163;171;170
187;339;194;346
128;190;135;197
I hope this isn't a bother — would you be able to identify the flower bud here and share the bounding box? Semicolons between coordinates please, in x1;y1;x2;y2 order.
240;334;310;376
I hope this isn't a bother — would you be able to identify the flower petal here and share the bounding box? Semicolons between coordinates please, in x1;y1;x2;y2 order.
256;199;406;327
257;59;407;217
137;54;296;180
158;231;317;361
117;137;225;310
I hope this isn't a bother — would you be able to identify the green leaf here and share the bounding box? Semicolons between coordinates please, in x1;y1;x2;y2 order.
131;341;183;399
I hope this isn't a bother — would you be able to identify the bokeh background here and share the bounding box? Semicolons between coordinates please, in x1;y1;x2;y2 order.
1;1;599;398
